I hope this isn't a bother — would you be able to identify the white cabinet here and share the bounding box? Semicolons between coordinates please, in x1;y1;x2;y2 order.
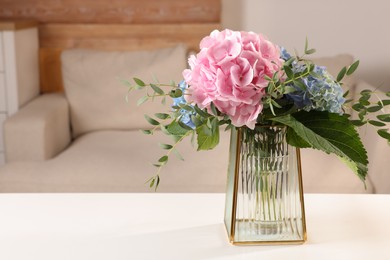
0;21;39;166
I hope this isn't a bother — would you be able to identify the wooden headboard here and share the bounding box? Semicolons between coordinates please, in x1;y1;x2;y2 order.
0;0;221;92
38;23;219;92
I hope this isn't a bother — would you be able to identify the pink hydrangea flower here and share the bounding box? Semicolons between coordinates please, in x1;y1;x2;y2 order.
183;29;283;129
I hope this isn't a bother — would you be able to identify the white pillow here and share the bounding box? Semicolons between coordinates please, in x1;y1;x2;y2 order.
61;45;187;137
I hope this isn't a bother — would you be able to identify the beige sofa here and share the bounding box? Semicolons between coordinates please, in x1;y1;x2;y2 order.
0;46;388;193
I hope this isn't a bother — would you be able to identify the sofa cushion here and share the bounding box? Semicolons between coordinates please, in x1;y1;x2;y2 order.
0;130;231;192
61;45;187;137
0;129;373;193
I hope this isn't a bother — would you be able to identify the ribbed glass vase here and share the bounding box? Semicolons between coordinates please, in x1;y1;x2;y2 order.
224;126;307;245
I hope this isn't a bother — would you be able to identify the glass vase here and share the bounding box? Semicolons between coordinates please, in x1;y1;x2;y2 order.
224;125;307;245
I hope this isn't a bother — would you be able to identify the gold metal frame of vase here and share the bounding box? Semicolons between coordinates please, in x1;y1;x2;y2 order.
224;127;307;245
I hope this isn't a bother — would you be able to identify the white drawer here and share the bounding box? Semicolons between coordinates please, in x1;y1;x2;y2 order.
0;32;3;72
0;113;6;152
0;72;6;112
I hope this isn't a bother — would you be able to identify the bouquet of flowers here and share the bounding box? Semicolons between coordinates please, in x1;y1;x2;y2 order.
126;29;390;189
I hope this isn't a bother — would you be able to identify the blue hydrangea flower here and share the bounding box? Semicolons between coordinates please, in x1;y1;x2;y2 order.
281;49;345;114
280;47;306;73
280;46;292;61
287;66;345;113
172;80;195;129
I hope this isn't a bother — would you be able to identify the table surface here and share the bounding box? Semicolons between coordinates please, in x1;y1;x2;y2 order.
0;193;389;260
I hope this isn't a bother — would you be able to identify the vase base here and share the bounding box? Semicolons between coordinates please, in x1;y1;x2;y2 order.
232;218;305;243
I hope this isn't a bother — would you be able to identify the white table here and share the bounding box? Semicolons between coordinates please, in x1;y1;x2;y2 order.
0;193;389;260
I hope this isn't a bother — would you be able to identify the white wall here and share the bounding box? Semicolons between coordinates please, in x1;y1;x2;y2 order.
222;0;390;91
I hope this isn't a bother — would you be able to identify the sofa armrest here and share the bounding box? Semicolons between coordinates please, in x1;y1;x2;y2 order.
4;93;71;162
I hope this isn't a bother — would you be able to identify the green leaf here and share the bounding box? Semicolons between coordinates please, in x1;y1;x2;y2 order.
160;124;170;135
133;78;146;87
155;113;170;120
268;100;276;116
196;120;220;151
304;37;309;52
159;143;173;150
359;96;370;106
284;86;297;94
352;103;364;111
206;118;212;128
378;129;390;140
386;92;390;97
179;104;194;112
141;129;152;135
144;115;159;126
190;115;203;127
284;66;294;79
379;100;390;106
166;121;191;136
350;120;366;127
271;99;282;108
360;89;372;95
137;96;148;106
337;67;347;82
150;84;164;95
225;124;234;131
284;57;295;66
194;105;210;118
202;124;212;136
367;106;382;113
178;120;194;130
155;175;160;191
351;120;366;126
308;62;315;73
293;79;307;91
169;89;183;98
272;71;279;81
368;120;386;127
360;93;371;100
343;90;350;98
358;110;367;120
286;127;311;148
347;60;360;76
173;149;185;161
210;102;218;116
305;48;316;55
377;114;390;122
158;156;168;164
149;178;155;188
271;111;368;182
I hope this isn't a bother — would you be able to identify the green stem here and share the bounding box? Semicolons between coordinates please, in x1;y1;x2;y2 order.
155;130;193;176
282;70;311;86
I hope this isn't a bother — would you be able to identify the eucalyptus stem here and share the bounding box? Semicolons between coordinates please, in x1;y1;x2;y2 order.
150;130;193;190
282;70;311;86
